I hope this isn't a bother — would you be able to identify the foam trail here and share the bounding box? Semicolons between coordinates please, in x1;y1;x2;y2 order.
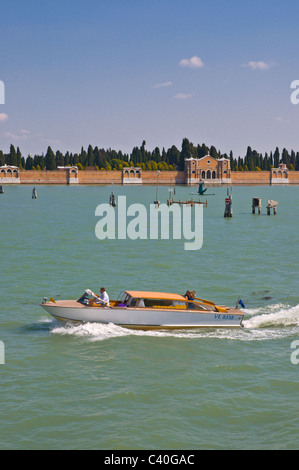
51;321;131;341
243;304;299;329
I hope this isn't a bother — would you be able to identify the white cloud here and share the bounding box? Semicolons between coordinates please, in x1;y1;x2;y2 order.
173;93;192;100
4;130;30;140
0;113;8;122
179;56;204;69
276;116;290;124
153;81;172;88
243;61;272;70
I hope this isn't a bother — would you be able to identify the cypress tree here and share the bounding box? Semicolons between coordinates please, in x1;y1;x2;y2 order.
45;146;56;170
180;138;193;170
16;147;22;167
210;145;218;159
273;147;280;167
8;144;18;166
25;155;34;170
87;145;94;166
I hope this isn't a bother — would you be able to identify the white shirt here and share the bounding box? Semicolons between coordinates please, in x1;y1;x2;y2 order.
99;291;110;306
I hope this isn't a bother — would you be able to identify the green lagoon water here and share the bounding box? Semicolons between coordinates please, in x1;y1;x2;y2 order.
0;184;299;450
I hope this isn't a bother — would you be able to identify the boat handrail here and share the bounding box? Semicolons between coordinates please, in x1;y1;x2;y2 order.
193;296;216;306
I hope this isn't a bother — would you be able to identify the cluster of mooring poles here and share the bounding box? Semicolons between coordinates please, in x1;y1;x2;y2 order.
224;191;278;218
252;198;278;215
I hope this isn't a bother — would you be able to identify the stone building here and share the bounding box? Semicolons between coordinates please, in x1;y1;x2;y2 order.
57;166;79;184
270;163;289;184
184;155;231;184
122;167;142;184
0;165;20;183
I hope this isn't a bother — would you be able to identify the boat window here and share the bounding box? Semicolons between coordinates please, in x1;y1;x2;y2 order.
144;299;174;308
128;297;139;307
121;293;130;303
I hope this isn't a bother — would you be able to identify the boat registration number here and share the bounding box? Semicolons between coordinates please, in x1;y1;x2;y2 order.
214;314;235;321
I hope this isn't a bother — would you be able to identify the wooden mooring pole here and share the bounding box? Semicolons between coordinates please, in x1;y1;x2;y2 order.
267;200;278;215
252;197;262;214
224;194;232;217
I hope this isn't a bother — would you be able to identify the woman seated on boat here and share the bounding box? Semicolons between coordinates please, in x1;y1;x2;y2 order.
184;290;195;309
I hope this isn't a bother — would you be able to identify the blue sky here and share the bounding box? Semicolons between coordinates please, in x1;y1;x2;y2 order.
1;0;299;158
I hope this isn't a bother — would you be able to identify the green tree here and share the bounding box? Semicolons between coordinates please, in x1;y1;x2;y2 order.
140;140;146;163
0;150;5;166
158;161;169;171
80;147;87;167
167;145;180;168
64;151;70;166
152;147;161;163
180;138;193;170
210;145;219;159
25;155;34;170
16;147;22;167
87;145;94;166
197;143;209;158
8;144;17;166
281;148;290;167
161;147;167;162
55;151;64;167
273;147;280;167
45;146;56;170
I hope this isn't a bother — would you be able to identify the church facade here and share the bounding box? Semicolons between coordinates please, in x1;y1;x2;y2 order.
184;155;231;184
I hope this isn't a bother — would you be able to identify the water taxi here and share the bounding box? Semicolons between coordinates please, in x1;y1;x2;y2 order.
41;290;244;329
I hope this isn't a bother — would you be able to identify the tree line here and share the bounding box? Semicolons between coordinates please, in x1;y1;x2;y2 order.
1;139;299;171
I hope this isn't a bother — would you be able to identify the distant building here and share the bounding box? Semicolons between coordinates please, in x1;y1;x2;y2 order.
184;155;231;184
270;163;289;184
122;167;142;184
0;164;20;183
57;166;79;184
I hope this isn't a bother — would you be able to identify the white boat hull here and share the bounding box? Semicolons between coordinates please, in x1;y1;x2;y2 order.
41;300;243;329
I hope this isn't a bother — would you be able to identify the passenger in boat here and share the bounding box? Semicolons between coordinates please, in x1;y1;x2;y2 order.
184;290;191;300
94;287;110;306
184;290;195;309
